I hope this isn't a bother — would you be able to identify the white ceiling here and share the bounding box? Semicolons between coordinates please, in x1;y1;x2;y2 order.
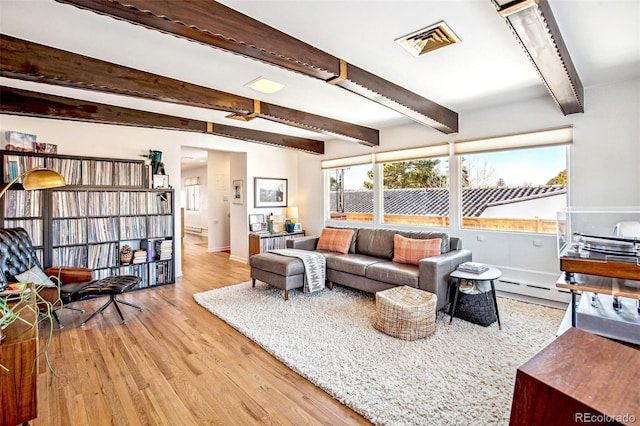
1;0;639;167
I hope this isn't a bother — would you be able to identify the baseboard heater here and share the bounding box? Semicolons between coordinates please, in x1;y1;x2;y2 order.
498;279;551;292
184;225;206;235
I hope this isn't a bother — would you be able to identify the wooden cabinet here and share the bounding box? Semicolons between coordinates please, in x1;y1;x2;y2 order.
509;327;640;425
0;295;38;426
249;231;305;256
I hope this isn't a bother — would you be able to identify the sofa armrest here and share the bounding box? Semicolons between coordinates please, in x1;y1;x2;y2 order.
286;236;319;250
418;249;472;310
45;266;93;284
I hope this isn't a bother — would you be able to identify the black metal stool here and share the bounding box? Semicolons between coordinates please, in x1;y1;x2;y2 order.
77;275;143;327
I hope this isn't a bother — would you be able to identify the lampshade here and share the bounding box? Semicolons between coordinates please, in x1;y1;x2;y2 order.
0;167;66;201
22;168;66;190
287;206;299;219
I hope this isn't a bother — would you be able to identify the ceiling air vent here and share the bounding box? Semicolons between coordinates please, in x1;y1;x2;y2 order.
225;113;256;122
395;21;461;57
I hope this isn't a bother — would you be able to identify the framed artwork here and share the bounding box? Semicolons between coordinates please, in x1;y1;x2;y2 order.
152;174;169;189
249;214;265;232
232;179;244;204
254;177;288;208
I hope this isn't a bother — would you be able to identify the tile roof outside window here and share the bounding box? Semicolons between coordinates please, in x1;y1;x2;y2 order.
329;185;566;217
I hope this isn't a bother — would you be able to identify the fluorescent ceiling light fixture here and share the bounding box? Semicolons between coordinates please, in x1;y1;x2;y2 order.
493;0;584;115
244;77;284;94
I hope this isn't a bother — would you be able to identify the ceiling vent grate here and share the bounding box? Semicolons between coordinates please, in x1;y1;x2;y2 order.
395;21;461;57
225;113;256;122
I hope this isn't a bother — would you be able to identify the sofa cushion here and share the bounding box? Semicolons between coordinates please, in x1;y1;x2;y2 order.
365;261;419;287
397;231;450;254
328;226;359;253
317;228;355;254
355;228;396;259
392;234;441;265
326;253;384;277
249;253;304;276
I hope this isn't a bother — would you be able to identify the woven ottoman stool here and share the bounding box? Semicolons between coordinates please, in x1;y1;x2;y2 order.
374;286;437;340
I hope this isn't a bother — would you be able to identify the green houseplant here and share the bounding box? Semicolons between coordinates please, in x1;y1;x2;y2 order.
0;282;60;372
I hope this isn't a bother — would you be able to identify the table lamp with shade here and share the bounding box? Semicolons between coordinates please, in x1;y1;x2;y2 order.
286;206;299;232
0;167;66;200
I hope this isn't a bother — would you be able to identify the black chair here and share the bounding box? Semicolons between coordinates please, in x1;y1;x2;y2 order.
0;227;92;327
75;275;143;327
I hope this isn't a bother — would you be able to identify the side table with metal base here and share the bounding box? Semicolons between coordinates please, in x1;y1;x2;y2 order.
449;266;502;329
77;275;143;328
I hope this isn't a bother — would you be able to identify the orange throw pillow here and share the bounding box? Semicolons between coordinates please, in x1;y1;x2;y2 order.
392;234;441;265
316;228;355;254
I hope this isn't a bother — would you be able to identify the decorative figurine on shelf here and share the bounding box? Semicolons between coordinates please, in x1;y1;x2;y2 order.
267;212;274;233
148;150;164;175
120;245;133;264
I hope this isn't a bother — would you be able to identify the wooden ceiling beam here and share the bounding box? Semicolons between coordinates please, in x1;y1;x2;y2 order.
0;86;325;155
0;34;376;146
55;0;458;134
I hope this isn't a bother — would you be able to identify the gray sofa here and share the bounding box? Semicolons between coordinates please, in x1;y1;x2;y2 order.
286;227;471;311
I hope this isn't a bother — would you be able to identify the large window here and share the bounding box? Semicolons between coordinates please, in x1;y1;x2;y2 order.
328;163;373;222
381;158;449;226
322;127;571;233
460;145;567;233
184;177;200;211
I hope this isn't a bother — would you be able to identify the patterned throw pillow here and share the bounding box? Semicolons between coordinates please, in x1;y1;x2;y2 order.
15;265;57;287
316;228;355;254
392;234;442;265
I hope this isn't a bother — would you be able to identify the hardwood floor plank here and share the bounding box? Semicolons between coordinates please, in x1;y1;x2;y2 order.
32;237;370;425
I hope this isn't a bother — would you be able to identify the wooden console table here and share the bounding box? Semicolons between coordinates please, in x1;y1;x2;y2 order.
510;327;639;425
249;231;305;256
0;295;38;426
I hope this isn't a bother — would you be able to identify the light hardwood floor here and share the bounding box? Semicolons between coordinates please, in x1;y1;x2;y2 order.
34;237;370;425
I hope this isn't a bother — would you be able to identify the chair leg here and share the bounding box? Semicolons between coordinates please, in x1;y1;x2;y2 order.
80;297;115;328
80;295;143;328
52;310;64;329
63;305;85;313
114;297;143;312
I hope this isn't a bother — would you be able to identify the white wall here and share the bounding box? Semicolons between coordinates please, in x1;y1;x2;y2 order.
206;151;231;252
301;78;640;293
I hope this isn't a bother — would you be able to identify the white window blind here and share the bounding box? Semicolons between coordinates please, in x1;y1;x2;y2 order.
454;127;572;155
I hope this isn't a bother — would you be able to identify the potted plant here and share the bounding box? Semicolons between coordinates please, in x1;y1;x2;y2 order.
0;282;59;372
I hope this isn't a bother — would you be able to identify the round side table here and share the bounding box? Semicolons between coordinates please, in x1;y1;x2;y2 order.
449;266;502;329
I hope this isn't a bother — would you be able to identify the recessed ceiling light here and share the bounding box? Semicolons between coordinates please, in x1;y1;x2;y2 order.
244;77;284;94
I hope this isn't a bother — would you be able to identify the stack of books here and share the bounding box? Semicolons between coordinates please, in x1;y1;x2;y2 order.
457;262;489;274
154;239;173;260
132;249;147;264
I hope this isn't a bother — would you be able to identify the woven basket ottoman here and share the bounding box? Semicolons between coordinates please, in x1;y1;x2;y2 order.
374;286;437;340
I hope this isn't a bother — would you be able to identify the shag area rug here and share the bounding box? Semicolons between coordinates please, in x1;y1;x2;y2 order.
193;282;564;426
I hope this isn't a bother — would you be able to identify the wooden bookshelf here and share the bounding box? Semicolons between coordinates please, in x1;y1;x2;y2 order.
0;151;175;290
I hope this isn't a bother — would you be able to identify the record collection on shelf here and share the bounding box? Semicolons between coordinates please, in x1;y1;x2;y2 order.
0;150;175;290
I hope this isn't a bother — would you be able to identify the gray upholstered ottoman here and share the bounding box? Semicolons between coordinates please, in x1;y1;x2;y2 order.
249;252;305;300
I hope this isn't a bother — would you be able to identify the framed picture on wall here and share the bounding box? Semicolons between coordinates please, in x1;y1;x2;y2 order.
232;179;244;204
254;177;288;208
